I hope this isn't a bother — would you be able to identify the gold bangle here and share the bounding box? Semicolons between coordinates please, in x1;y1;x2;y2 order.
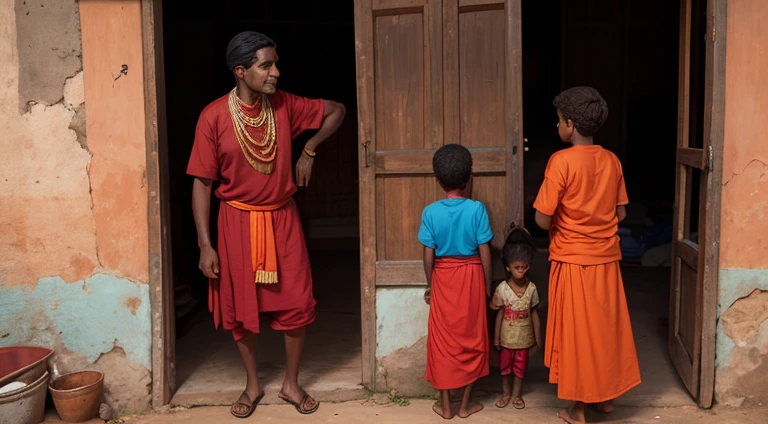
303;147;316;158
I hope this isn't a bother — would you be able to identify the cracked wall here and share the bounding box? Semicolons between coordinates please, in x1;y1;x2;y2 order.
716;0;768;407
375;288;432;395
0;0;150;415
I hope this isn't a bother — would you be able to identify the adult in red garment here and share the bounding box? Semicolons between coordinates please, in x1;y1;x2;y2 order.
187;31;345;419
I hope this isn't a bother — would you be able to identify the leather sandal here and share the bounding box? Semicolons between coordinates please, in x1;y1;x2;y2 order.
278;390;320;414
230;391;265;418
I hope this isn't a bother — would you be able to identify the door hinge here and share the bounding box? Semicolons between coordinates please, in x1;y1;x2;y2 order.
708;145;714;170
712;25;716;42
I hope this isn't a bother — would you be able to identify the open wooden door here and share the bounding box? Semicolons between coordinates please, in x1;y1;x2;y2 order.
668;0;725;409
354;0;523;389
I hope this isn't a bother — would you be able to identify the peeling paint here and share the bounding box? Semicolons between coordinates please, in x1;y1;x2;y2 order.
376;287;429;358
716;268;768;406
14;0;82;112
123;296;142;316
0;273;151;370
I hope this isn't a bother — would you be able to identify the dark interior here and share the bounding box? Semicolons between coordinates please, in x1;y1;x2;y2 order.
161;0;360;335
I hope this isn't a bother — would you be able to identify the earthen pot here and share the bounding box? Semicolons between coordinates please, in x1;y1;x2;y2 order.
48;370;104;423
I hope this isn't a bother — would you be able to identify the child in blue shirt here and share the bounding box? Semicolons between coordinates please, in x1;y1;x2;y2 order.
419;144;493;419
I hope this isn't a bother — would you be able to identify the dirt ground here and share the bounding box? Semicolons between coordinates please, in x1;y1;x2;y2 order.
43;398;767;424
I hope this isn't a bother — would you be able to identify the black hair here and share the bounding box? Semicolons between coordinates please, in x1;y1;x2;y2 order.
432;144;472;191
502;224;536;267
553;86;609;137
226;31;276;71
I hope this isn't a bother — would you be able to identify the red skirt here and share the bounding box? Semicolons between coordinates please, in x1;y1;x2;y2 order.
209;199;316;337
425;257;490;390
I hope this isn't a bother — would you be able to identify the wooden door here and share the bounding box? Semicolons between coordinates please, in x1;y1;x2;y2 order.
668;0;725;408
353;0;523;389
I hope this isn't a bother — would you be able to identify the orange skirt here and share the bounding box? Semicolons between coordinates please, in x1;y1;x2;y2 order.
544;261;641;402
425;257;489;390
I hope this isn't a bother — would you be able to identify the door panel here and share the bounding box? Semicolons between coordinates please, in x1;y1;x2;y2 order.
458;7;506;148
376;177;435;261
354;0;523;389
669;0;724;408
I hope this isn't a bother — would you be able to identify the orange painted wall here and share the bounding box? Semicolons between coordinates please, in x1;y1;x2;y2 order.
80;0;148;283
720;0;768;269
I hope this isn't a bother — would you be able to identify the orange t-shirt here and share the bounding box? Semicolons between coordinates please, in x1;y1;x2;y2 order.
533;145;628;265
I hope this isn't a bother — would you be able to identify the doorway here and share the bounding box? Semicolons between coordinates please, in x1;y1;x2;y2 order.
517;0;718;408
159;0;364;405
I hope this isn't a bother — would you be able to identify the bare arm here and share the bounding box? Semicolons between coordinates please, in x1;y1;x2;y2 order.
479;243;492;298
296;100;346;187
192;177;219;279
305;100;346;152
617;205;627;222
423;246;435;304
535;210;553;230
494;309;503;349
531;308;542;348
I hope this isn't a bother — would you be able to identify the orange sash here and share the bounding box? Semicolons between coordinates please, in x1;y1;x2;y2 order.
225;198;290;284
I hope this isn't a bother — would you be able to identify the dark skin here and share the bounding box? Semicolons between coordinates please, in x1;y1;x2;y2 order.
490;260;541;409
192;45;345;415
422;177;491;419
534;109;620;423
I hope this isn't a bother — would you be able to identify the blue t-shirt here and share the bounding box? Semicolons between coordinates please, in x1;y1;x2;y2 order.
418;198;494;257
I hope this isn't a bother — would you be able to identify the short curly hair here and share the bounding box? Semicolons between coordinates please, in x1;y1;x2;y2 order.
433;144;472;190
553;86;609;137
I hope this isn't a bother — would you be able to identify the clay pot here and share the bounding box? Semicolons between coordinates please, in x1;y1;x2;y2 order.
49;370;104;423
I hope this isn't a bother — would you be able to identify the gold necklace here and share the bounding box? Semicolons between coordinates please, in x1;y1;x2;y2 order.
228;88;278;174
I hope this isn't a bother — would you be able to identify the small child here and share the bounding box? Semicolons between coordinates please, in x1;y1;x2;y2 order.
490;225;541;410
419;144;493;419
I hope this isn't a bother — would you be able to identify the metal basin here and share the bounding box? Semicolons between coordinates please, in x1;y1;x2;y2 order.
0;346;53;388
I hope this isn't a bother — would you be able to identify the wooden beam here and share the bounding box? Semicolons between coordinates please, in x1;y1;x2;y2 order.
353;0;378;392
141;0;175;408
375;147;506;175
698;0;727;409
677;147;706;170
372;0;425;12
677;239;699;272
506;0;524;225
376;261;427;286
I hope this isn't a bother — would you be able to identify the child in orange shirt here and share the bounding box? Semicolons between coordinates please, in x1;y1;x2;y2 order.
490;226;542;411
533;87;641;423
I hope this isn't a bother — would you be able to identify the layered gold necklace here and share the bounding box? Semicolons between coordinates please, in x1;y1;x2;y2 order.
227;88;277;174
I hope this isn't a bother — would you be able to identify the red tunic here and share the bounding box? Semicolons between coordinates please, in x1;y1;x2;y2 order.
187;90;325;338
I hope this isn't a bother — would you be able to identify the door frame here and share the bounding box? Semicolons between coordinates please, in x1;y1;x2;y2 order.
696;0;726;408
142;0;175;408
141;0;727;407
669;0;726;409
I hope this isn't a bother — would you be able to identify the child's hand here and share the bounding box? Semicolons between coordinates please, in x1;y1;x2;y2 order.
494;337;501;350
424;288;431;305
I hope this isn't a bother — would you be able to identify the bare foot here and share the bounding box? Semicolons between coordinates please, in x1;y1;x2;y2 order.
557;406;586;423
432;402;454;420
458;401;484;418
590;400;614;414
